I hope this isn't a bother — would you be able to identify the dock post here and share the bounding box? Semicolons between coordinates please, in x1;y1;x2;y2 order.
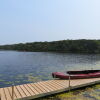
12;84;14;100
68;74;71;92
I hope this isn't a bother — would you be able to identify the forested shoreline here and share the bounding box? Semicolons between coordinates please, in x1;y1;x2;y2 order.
0;39;100;53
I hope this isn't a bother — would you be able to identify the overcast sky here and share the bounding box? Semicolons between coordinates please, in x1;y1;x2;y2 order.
0;0;100;44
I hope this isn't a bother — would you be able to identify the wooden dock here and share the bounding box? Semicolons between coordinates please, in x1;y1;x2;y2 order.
1;78;100;100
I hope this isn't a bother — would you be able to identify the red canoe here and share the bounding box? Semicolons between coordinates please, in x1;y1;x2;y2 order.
52;70;100;79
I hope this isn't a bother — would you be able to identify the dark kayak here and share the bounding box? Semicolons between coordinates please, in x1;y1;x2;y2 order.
52;70;100;79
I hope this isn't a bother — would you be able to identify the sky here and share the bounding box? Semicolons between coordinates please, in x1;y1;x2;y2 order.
0;0;100;44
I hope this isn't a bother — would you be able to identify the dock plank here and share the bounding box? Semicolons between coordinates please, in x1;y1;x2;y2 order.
1;78;100;100
23;84;35;96
27;84;39;95
0;88;7;100
3;88;12;100
37;82;52;92
46;80;65;90
12;86;22;99
52;80;67;88
7;87;17;100
36;82;50;92
20;85;31;97
16;85;26;98
39;81;54;91
33;83;46;93
42;81;58;91
30;83;43;94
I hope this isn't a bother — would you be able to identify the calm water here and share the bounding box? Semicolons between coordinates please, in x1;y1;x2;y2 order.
0;51;100;88
1;51;100;100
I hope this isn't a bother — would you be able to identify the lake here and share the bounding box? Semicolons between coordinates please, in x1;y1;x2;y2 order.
0;51;100;88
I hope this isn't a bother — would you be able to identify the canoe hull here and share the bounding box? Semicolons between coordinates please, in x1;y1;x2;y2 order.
52;71;100;79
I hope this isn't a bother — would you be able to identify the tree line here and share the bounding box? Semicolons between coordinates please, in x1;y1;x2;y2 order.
0;39;100;53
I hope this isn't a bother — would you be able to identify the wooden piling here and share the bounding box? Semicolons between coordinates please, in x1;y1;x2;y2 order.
68;75;71;92
12;84;14;100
